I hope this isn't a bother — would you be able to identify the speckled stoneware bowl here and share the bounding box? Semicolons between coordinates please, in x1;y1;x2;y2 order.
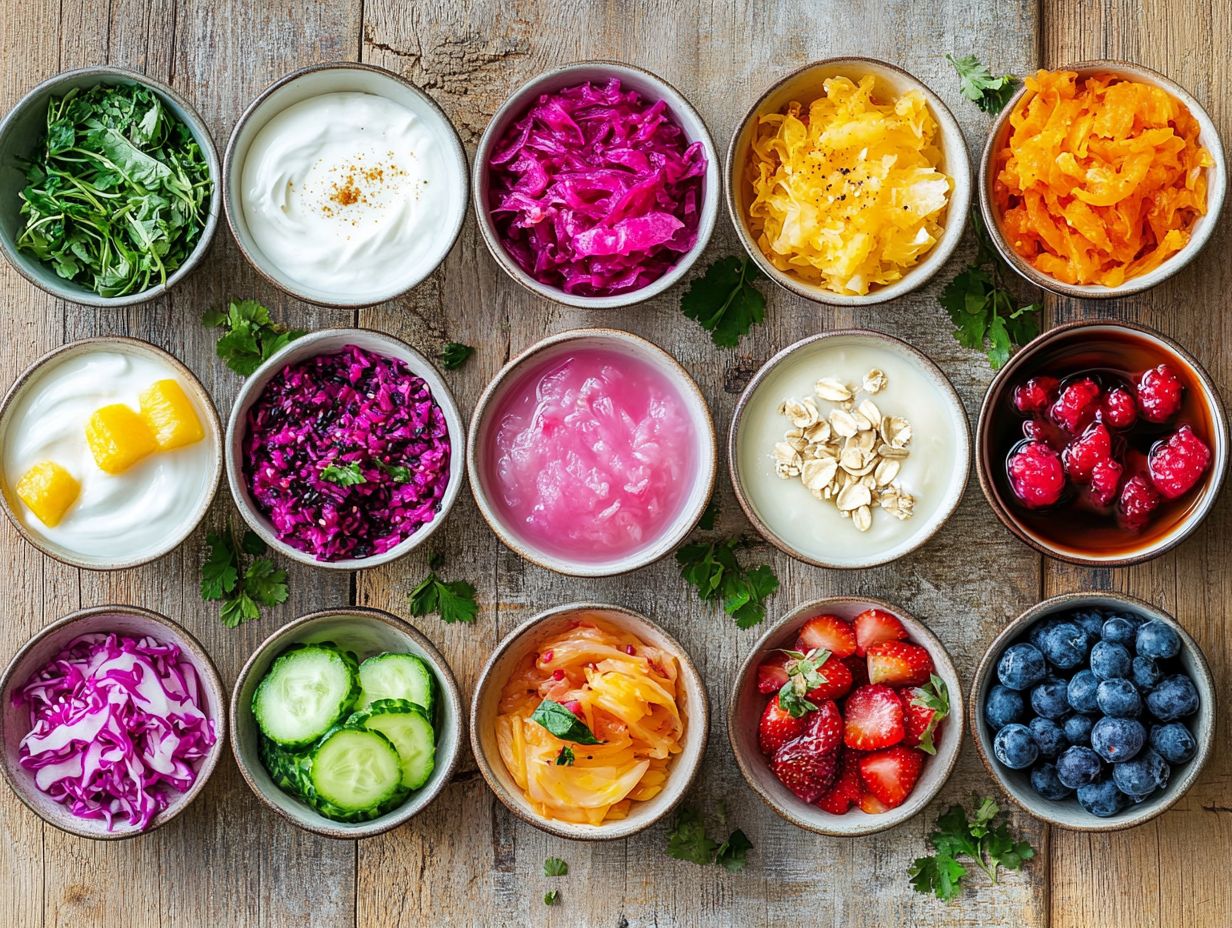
229;607;463;840
472;60;720;310
970;592;1215;832
467;328;717;577
0;66;220;307
224;327;466;571
470;602;709;841
729;597;963;836
0;605;226;840
978;60;1227;299
726;57;972;307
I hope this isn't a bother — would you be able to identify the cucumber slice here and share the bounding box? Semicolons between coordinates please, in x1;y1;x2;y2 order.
258;736;309;799
253;644;360;748
357;653;434;716
347;698;436;790
305;728;404;818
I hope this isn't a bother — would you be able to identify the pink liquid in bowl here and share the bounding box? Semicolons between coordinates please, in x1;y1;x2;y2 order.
488;347;698;563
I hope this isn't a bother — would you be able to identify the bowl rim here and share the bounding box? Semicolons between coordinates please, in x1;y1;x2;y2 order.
227;605;465;840
974;318;1229;566
465;326;718;577
222;60;470;309
727;595;964;836
967;590;1217;832
468;600;710;841
728;328;972;568
222;326;467;571
0;335;225;571
0;65;221;308
470;58;721;310
724;55;973;307
0;603;227;840
976;59;1229;299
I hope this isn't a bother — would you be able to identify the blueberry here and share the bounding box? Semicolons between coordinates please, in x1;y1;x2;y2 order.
1037;621;1089;670
993;723;1039;769
1030;761;1074;801
1030;678;1070;719
1090;641;1131;680
1064;713;1095;746
1096;678;1142;718
1028;717;1068;759
1077;777;1128;817
1028;620;1057;651
997;643;1048;691
1091;716;1145;763
1112;749;1170;803
1067;670;1100;713
1136;620;1180;659
985;684;1026;730
1150;723;1197;764
1056;745;1103;789
1130;655;1162;691
1145;674;1199;721
1101;616;1138;646
1072;609;1106;641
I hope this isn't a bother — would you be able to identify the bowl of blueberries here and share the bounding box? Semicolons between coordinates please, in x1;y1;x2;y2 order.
970;592;1214;830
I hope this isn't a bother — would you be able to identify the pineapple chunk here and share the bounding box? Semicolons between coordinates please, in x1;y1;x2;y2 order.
139;379;204;451
15;461;80;527
86;404;158;474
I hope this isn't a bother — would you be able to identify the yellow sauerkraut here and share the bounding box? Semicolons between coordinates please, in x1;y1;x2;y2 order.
745;75;952;295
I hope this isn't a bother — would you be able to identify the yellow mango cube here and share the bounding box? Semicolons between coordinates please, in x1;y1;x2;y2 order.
15;461;80;527
139;379;204;451
85;404;157;474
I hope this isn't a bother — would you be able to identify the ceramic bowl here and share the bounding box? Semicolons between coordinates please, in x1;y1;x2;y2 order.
0;66;220;308
224;62;468;308
729;330;970;568
726;57;972;306
970;592;1215;831
975;320;1228;566
0;336;223;570
467;328;716;577
0;605;226;839
470;602;708;840
472;60;720;310
230;606;463;839
224;327;465;571
729;597;963;836
978;60;1227;299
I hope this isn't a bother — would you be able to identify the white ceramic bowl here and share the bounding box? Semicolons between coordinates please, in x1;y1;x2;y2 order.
466;328;716;577
472;60;720;310
470;602;709;840
224;328;465;571
726;57;972;307
223;62;469;308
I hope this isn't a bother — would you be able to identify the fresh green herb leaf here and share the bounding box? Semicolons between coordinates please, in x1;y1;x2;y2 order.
666;806;719;865
205;298;305;376
908;797;1035;901
201;526;290;628
715;829;753;873
543;857;568;877
376;460;412;484
438;342;475;370
681;255;767;348
555;746;575;766
543;890;559;906
946;54;1019;113
776;648;832;718
907;674;951;755
676;538;778;629
320;461;367;487
531;699;602;745
200;531;239;601
242;557;289;609
408;569;478;625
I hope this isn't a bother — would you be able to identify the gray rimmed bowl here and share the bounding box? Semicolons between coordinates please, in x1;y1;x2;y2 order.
470;601;709;841
0;66;220;307
729;597;963;836
467;328;716;577
472;60;720;310
0;336;224;570
726;57;972;307
223;61;468;308
224;327;465;571
229;606;464;840
978;60;1227;299
0;604;226;839
969;592;1215;831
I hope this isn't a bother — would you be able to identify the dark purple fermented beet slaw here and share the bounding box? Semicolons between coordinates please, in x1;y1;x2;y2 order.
243;344;451;562
487;77;707;297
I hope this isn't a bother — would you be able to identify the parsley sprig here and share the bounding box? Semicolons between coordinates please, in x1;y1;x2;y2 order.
320;461;366;487
666;805;752;872
200;527;289;628
203;298;304;376
681;255;768;348
676;504;778;629
908;797;1036;901
408;554;478;624
543;857;568;877
946;54;1019;113
438;342;475;371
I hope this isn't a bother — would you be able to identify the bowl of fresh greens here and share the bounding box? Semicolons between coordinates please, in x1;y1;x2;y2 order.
0;66;219;307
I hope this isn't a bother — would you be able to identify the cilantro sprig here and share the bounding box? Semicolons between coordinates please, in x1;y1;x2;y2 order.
543;857;568;877
408;553;478;625
681;255;768;348
676;503;778;629
666;805;752;872
908;797;1036;901
946;54;1019;113
200;527;289;628
203;298;304;376
320;461;366;487
438;342;475;371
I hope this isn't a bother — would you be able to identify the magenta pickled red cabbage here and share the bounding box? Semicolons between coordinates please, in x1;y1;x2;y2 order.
487;77;708;297
16;632;216;832
243;344;451;562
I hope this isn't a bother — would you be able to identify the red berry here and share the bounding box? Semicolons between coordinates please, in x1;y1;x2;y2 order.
900;679;950;755
1137;364;1184;424
843;684;905;751
1049;378;1102;434
795;615;858;659
771;700;843;803
1102;387;1138;429
804;655;855;703
1013;376;1059;415
866;641;935;688
1089;456;1124;507
815;748;864;815
853;608;907;656
1148;425;1212;500
844;654;870;689
1007;440;1065;508
758;695;807;757
1118;474;1163;531
857;746;925;809
1062;423;1113;484
1022;417;1070;451
756;653;791;695
858;791;891;814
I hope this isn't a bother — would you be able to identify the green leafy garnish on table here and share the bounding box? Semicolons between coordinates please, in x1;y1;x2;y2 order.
203;298;305;376
543;890;560;906
715;829;753;873
320;461;366;487
408;559;478;625
200;527;289;628
946;54;1019;113
438;342;475;370
531;699;602;745
666;805;752;871
15;83;213;297
908;797;1036;901
676;536;779;629
681;255;767;348
543;857;569;877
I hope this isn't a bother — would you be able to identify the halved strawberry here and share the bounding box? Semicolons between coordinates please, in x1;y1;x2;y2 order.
796;615;857;659
806;655;854;703
900;676;950;754
843;684;905;750
844;653;869;689
867;640;935;687
770;700;842;803
758;695;806;757
857;746;924;809
815;748;863;815
775;647;848;717
853;608;907;656
756;653;791;695
858;791;891;814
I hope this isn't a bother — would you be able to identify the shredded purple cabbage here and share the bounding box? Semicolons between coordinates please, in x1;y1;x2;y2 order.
487;77;707;297
243;344;451;562
16;632;217;832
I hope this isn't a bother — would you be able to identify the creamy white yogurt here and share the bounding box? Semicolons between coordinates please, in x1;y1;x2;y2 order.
3;350;216;564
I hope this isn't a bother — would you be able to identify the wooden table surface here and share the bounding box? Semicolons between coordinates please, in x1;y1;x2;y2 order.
0;1;1226;926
